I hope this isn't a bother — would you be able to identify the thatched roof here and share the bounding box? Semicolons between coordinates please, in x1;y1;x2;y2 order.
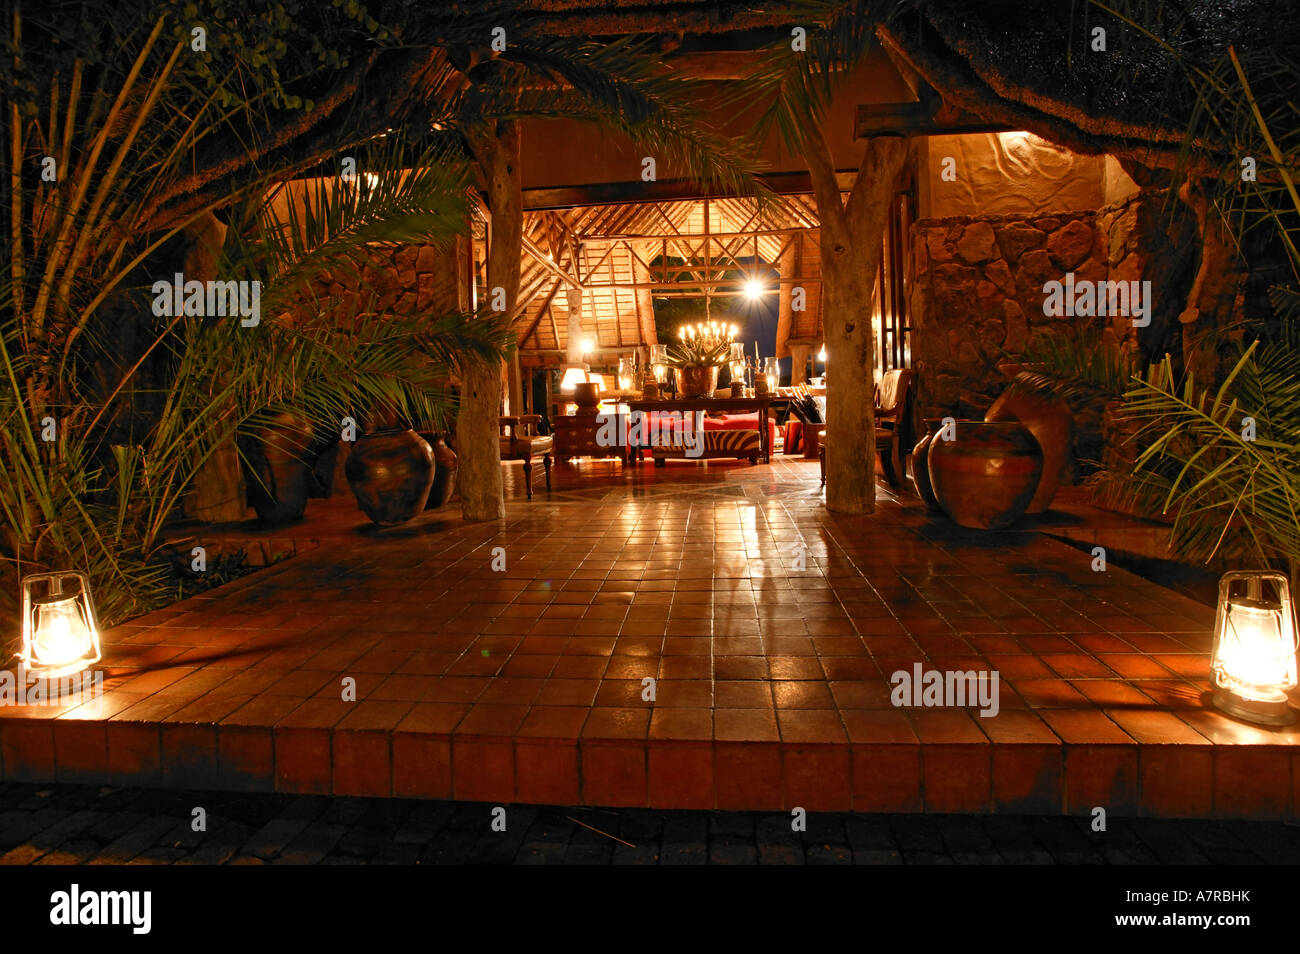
877;0;1300;170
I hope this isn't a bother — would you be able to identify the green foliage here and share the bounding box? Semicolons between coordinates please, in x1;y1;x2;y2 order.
0;7;504;628
1114;333;1300;567
464;30;768;204
1081;1;1300;571
746;0;913;157
1005;325;1138;406
166;546;263;598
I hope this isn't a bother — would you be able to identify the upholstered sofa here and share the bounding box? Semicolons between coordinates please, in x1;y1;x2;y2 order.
648;411;777;465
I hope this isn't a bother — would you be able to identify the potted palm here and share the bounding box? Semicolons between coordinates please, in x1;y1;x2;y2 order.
665;322;738;398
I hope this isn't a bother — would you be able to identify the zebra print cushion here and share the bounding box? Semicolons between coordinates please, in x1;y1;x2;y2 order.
652;429;761;457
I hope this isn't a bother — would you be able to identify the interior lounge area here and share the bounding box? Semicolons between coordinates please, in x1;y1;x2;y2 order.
4;0;1300;832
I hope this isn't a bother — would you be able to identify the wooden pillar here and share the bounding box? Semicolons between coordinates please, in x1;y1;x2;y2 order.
789;342;812;386
775;238;797;360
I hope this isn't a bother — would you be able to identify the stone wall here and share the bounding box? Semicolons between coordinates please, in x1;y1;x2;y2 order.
300;239;468;321
910;190;1161;420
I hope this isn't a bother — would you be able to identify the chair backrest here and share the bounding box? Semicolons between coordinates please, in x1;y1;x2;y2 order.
877;369;913;415
500;415;543;438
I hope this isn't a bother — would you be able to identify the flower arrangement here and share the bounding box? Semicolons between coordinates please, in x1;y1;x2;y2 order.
666;321;738;367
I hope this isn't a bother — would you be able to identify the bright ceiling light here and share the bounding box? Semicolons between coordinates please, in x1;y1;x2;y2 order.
579;337;595;355
744;279;764;301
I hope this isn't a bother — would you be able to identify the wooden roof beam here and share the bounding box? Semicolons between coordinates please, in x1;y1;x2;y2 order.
521;234;583;290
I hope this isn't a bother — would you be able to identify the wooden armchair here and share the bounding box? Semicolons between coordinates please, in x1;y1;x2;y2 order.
500;415;553;500
818;368;915;488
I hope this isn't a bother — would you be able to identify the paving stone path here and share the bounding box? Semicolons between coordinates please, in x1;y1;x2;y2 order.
0;783;1297;865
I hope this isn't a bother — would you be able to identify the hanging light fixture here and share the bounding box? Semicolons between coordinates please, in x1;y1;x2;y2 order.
1210;571;1298;726
20;571;102;679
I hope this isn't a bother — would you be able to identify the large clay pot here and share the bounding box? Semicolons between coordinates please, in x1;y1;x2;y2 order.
986;389;1073;513
674;365;719;399
345;428;435;525
910;418;945;511
244;411;314;524
927;420;1043;530
419;433;459;509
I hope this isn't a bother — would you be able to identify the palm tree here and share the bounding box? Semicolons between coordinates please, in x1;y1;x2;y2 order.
0;6;508;627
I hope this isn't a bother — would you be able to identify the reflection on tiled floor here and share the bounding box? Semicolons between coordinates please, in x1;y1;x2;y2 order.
1;456;1295;818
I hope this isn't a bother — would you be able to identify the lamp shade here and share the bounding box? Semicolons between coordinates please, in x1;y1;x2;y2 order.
559;366;589;393
1211;570;1298;725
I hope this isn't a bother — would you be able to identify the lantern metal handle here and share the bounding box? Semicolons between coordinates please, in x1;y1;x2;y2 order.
1218;570;1299;654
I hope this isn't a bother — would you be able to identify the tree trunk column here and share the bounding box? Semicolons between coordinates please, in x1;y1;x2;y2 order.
813;136;909;515
459;120;521;522
1178;178;1245;385
184;210;247;523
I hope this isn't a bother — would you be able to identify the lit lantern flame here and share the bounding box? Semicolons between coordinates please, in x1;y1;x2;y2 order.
21;571;102;679
1211;571;1298;725
650;345;668;384
763;357;779;392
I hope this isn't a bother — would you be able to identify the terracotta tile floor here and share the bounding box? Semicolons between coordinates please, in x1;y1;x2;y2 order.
3;455;1297;817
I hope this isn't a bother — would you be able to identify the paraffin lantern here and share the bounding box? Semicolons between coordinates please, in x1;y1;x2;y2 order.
1210;571;1298;726
617;356;635;393
20;571;102;679
650;344;668;384
763;357;779;393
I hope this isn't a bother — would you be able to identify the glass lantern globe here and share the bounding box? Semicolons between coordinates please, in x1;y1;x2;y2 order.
21;571;102;679
1211;571;1298;725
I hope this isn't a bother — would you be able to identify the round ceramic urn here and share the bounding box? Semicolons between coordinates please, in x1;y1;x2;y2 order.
345;428;435;525
985;389;1073;513
419;433;459;510
927;420;1043;530
910;418;945;512
246;411;315;524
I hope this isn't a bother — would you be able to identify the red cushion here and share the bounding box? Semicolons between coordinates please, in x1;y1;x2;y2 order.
643;410;775;445
708;412;777;441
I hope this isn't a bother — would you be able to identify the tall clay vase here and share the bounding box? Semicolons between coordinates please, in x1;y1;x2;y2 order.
674;365;719;399
985;388;1073;513
419;433;459;509
927;421;1043;530
345;428;435;525
245;411;315;524
910;418;945;512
